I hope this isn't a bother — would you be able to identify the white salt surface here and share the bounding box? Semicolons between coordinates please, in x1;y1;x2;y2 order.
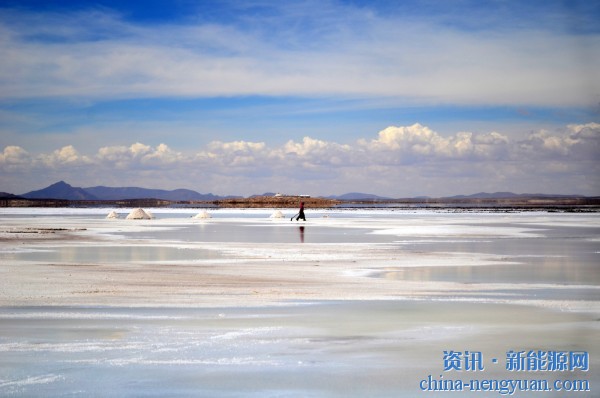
0;208;598;397
1;208;598;308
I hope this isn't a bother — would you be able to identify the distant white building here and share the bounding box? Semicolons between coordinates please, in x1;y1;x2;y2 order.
272;193;310;198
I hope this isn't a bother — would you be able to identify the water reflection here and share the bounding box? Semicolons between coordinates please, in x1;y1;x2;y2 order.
299;226;305;243
377;256;599;285
2;246;221;263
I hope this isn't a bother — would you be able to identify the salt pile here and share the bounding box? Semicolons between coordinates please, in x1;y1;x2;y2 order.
126;208;152;220
106;211;120;219
270;210;285;219
193;210;212;219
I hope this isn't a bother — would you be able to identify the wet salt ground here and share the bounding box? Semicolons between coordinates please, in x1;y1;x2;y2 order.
3;209;598;287
0;245;223;264
0;302;597;397
0;209;598;396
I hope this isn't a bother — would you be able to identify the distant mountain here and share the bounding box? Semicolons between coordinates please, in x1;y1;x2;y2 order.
446;192;584;199
22;181;98;200
21;181;224;201
0;192;21;199
328;192;393;201
250;192;277;198
16;182;589;202
84;186;221;201
447;192;518;199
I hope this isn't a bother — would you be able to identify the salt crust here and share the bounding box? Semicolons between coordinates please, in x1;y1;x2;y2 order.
1;209;598;313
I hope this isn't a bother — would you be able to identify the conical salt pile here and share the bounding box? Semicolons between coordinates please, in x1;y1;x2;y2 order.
106;211;120;219
270;210;284;218
144;209;155;219
193;210;212;219
126;208;152;220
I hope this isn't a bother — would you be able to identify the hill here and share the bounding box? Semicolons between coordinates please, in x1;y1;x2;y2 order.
22;181;98;200
21;181;222;201
14;182;592;203
328;192;392;200
445;192;584;199
0;192;21;199
84;186;221;201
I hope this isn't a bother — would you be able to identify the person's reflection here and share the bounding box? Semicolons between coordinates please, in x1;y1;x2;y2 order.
298;226;305;243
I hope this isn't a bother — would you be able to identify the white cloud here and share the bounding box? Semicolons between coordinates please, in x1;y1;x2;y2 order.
197;140;269;170
143;143;181;164
38;145;92;168
96;142;183;169
3;123;597;196
0;5;598;106
280;137;353;167
359;123;512;162
518;122;600;159
207;140;266;154
0;145;30;165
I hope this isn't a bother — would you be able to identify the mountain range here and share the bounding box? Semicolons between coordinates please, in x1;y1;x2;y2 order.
18;181;223;201
0;181;589;201
326;192;393;200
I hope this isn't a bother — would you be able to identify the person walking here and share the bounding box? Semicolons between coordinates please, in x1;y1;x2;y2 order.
295;201;306;221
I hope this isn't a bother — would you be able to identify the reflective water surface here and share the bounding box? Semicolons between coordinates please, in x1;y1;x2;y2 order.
0;302;597;397
0;209;598;397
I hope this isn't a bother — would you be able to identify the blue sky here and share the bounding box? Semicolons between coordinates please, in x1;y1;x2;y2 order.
0;0;599;197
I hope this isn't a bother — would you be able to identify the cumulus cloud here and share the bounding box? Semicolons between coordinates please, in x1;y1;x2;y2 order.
0;145;30;165
38;145;92;168
359;123;512;163
96;142;183;169
518;122;600;158
196;140;270;171
281;137;353;166
2;123;598;196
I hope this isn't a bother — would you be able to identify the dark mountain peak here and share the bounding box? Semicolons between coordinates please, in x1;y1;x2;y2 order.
22;181;97;200
49;180;71;188
0;192;21;199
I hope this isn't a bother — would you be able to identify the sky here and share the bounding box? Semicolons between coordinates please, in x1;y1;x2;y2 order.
0;0;599;197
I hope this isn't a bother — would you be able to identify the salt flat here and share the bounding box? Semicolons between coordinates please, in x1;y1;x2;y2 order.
0;208;598;396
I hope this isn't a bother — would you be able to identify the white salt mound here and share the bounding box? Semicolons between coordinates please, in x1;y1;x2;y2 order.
106;211;120;219
126;208;152;220
144;209;155;219
270;210;285;219
194;210;212;219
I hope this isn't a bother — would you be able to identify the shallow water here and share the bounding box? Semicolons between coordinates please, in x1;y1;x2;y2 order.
0;208;598;396
0;302;597;397
9;210;595;286
0;246;222;264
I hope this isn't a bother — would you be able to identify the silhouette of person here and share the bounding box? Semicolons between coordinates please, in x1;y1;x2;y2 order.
296;202;306;221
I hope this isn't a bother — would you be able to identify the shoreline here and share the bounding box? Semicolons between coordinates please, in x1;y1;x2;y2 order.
2;195;599;211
